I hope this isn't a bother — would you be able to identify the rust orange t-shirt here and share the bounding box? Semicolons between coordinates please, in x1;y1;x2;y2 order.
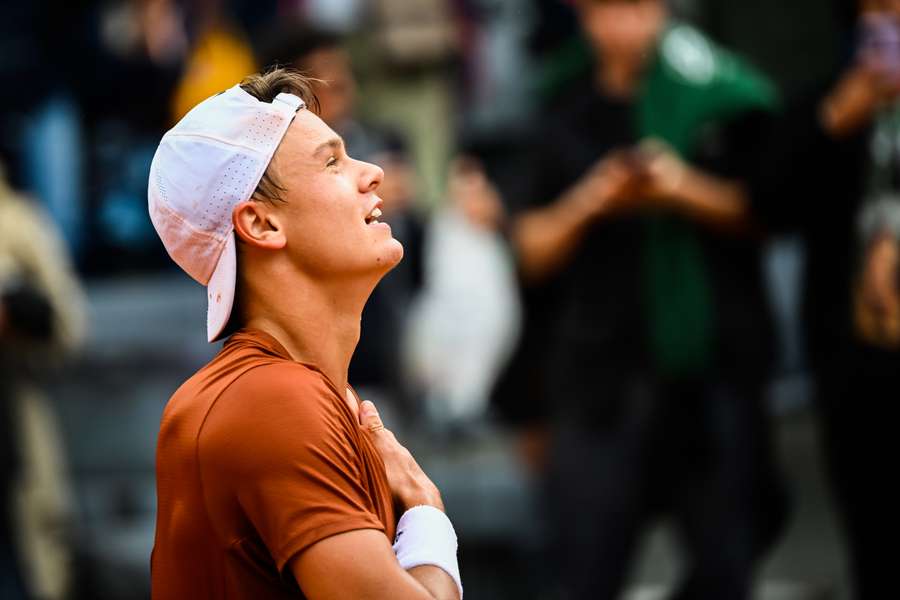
151;328;396;599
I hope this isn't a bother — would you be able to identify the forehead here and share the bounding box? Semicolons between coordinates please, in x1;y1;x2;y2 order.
272;110;337;164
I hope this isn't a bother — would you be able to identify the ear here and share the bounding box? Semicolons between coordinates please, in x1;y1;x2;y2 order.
233;201;287;250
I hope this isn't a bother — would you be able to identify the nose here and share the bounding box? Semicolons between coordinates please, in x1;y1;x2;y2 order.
360;160;384;193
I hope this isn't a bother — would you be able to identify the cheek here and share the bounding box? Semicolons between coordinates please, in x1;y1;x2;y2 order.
281;202;351;269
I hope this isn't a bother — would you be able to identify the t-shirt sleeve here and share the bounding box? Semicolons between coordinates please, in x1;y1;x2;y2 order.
198;364;385;572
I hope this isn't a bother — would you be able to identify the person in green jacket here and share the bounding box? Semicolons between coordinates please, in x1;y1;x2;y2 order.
509;1;788;597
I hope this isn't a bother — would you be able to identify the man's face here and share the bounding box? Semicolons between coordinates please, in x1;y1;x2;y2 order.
265;110;403;282
577;0;667;64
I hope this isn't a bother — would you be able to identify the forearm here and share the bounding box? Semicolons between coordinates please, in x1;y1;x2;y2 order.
408;566;461;600
393;505;462;600
512;188;595;283
667;167;752;232
818;66;884;140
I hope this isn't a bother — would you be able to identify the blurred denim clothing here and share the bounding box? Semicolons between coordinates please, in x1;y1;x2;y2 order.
23;95;85;262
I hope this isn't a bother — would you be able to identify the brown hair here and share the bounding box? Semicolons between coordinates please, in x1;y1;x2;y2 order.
239;68;321;203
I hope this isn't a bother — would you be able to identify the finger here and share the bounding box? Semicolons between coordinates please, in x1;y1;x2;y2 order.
358;400;387;435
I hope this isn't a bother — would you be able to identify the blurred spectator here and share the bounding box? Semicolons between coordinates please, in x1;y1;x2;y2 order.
258;23;428;416
170;1;255;122
257;23;380;156
405;157;520;431
506;1;788;597
0;2;86;261
74;0;189;272
755;2;900;596
298;0;366;33
0;164;86;600
354;0;462;204
855;194;900;345
455;0;537;135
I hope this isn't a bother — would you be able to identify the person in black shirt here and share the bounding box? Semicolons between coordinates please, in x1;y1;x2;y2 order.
754;2;900;597
508;1;787;598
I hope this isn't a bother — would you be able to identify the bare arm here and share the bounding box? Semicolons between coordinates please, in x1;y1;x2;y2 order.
634;140;753;234
819;64;900;140
512;154;636;284
665;165;751;232
290;529;459;600
512;183;599;284
511;137;758;285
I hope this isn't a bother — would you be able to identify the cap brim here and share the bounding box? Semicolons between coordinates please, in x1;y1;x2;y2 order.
206;232;237;343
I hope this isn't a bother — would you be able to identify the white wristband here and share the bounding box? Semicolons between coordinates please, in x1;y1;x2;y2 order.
392;505;463;599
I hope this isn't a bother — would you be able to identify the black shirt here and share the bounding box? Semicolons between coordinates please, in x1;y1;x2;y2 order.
516;76;775;397
753;81;870;372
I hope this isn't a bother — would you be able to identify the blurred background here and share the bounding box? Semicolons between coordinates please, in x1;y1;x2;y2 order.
1;0;899;599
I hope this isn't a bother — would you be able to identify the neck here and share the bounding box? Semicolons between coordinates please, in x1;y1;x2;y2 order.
243;272;372;396
596;55;644;99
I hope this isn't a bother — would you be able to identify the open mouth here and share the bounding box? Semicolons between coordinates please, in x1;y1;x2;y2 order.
364;207;383;225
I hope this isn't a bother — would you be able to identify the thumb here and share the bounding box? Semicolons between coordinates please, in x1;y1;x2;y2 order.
358;400;383;430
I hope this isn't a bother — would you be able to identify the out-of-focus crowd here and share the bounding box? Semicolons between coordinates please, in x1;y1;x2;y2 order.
2;0;899;599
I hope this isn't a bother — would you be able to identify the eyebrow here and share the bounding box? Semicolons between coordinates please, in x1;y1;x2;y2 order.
313;137;345;158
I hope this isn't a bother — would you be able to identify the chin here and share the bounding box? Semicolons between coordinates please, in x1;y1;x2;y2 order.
381;238;404;269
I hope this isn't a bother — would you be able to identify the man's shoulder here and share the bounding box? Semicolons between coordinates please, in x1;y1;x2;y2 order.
222;361;336;407
162;351;336;437
201;361;348;445
197;362;360;479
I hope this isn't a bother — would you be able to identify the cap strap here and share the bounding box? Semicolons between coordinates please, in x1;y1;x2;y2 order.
273;92;305;112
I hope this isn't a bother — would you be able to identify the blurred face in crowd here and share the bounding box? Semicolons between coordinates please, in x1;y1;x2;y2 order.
576;0;668;65
298;46;357;128
241;110;402;284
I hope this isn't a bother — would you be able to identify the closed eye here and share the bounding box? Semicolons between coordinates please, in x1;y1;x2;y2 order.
326;156;338;168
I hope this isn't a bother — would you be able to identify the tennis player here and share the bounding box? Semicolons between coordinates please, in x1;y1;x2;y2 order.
148;68;461;600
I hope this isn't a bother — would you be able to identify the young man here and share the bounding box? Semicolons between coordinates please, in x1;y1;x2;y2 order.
147;68;461;600
759;2;900;596
258;23;428;410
